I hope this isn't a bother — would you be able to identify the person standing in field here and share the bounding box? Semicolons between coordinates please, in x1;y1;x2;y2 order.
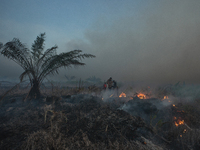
103;82;107;90
112;80;117;89
107;77;113;89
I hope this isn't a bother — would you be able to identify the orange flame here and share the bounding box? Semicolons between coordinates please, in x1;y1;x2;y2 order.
119;92;126;97
137;93;146;99
161;96;169;101
174;119;184;127
163;96;169;99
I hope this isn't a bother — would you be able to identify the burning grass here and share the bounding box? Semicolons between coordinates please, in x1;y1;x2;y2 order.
0;84;200;149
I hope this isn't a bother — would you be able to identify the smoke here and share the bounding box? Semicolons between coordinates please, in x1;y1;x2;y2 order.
0;0;200;84
66;0;200;84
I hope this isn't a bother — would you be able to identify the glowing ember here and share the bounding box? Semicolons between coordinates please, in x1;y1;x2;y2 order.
183;129;186;133
119;92;126;97
163;96;169;99
174;119;184;127
137;93;146;99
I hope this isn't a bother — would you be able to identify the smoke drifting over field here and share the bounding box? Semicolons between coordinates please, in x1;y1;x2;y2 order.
66;0;200;84
1;0;200;84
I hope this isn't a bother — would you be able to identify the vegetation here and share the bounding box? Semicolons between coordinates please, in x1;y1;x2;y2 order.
0;33;95;98
64;75;76;81
86;76;102;83
0;82;200;149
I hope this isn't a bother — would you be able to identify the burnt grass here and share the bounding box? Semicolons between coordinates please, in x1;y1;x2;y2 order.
0;93;200;150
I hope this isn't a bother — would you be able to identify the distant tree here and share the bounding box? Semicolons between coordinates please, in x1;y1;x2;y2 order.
86;76;101;83
0;33;95;98
65;75;76;81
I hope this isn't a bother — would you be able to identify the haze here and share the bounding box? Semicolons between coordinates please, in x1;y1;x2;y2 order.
1;0;200;84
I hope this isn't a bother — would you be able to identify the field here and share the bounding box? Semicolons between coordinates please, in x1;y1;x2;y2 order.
0;82;200;150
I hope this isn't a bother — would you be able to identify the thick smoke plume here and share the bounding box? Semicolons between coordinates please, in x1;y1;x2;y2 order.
1;0;200;84
66;0;200;84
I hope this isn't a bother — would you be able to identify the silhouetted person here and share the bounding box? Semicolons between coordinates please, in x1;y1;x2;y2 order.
107;77;113;89
112;80;117;89
103;82;107;90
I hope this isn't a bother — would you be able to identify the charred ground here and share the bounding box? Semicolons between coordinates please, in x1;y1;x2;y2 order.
0;84;200;150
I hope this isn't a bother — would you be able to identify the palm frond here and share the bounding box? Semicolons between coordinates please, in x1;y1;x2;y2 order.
38;50;95;82
19;69;36;82
36;45;58;67
31;33;45;60
0;38;31;69
34;45;58;77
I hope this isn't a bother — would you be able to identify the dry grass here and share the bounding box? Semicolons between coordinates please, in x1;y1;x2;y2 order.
1;85;200;150
22;130;163;150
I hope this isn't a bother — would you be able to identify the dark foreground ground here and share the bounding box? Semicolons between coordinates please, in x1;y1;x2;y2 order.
0;91;200;150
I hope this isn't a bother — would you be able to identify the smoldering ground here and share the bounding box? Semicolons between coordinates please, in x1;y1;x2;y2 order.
1;84;200;149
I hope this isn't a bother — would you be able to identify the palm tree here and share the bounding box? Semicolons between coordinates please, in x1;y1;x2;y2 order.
0;33;95;98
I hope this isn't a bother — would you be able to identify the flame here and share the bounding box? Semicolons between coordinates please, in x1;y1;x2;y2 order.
137;93;146;99
162;96;169;101
119;92;126;97
173;104;175;107
174;119;184;127
163;96;169;99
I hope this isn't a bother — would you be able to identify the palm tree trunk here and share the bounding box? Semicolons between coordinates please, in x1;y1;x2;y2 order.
29;79;41;99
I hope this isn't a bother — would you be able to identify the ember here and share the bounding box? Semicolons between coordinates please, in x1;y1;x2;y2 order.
137;93;146;99
163;96;168;100
183;129;187;133
110;94;114;97
174;119;184;127
119;92;126;97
